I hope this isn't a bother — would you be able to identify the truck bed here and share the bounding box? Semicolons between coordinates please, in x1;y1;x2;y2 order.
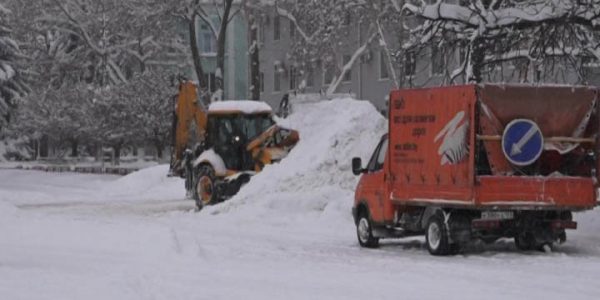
388;84;598;211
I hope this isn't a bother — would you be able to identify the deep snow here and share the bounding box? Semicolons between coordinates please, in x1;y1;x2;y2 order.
2;98;600;300
207;98;386;219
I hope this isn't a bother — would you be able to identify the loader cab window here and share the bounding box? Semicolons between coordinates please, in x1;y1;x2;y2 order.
367;135;388;172
208;116;239;146
243;113;275;140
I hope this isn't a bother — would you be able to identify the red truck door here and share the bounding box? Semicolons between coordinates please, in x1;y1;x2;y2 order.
359;136;389;223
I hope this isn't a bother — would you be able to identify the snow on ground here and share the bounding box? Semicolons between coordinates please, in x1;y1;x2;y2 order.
2;98;600;299
103;165;185;201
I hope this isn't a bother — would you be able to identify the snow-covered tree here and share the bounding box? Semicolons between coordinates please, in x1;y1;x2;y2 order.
276;0;400;94
166;0;241;103
5;0;185;159
245;0;263;100
401;0;600;84
13;82;94;157
116;72;173;159
0;4;27;132
90;85;141;163
88;71;174;161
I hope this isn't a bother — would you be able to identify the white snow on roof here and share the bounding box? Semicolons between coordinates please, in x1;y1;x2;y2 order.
208;100;272;114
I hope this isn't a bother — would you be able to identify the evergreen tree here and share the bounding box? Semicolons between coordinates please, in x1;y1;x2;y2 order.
0;4;26;132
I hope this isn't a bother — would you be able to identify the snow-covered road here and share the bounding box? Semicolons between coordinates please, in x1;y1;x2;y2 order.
3;99;600;299
2;168;600;300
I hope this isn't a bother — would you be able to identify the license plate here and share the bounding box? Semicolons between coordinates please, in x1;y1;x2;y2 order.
481;211;514;220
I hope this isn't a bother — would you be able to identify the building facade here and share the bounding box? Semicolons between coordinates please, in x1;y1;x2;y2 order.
192;7;250;100
257;7;397;112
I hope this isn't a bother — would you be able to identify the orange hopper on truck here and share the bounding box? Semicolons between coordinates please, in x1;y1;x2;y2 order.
352;84;599;255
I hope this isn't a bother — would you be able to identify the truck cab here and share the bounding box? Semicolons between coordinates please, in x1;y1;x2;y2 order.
352;84;599;255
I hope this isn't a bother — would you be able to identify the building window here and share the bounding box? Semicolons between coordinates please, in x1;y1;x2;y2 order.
405;51;416;77
289;20;295;38
342;55;352;82
379;50;390;80
289;66;297;90
431;44;444;76
202;73;217;93
274;65;281;92
260;72;264;93
274;15;281;41
200;24;216;53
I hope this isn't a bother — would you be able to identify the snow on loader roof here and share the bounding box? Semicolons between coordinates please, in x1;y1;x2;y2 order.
208;100;272;114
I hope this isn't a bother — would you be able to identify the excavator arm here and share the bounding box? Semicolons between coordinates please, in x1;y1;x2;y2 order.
169;81;208;177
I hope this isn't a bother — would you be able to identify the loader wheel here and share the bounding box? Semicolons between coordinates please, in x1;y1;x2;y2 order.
426;214;454;256
193;165;217;210
356;211;379;248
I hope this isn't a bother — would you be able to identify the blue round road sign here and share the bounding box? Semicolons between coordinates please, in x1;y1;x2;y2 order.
502;119;544;166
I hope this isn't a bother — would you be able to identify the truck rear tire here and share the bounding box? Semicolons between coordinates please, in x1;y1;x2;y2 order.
426;214;454;256
514;233;535;251
193;165;218;210
356;211;380;248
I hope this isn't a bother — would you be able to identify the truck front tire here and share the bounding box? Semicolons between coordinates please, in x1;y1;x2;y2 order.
356;211;380;248
193;165;218;210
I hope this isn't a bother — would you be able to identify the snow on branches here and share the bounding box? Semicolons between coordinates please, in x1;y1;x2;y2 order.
401;0;600;84
275;0;400;94
0;5;26;132
2;0;185;157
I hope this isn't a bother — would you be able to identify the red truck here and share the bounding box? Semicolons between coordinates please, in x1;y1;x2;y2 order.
352;84;599;255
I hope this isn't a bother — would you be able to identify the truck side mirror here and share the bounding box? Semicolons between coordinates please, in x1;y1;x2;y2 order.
352;157;364;175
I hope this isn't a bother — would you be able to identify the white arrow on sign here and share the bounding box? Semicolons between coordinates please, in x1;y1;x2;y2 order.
510;125;539;156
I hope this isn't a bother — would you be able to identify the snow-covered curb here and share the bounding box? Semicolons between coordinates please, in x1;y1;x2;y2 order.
10;164;140;175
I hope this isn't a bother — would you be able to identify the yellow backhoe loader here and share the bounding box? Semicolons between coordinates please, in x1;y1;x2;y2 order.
169;81;299;209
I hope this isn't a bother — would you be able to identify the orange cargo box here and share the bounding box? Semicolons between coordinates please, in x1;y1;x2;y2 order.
387;84;598;211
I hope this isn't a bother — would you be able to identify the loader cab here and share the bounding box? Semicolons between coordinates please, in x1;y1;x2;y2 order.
206;101;275;171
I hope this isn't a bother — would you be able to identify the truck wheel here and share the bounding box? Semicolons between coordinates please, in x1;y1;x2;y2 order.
193;165;217;210
514;232;535;251
356;211;379;248
426;214;453;255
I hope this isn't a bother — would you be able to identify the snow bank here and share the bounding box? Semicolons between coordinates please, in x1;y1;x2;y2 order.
104;165;185;201
208;98;387;220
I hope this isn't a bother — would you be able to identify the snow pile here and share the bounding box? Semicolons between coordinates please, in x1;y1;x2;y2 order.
208;98;386;219
104;165;185;201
